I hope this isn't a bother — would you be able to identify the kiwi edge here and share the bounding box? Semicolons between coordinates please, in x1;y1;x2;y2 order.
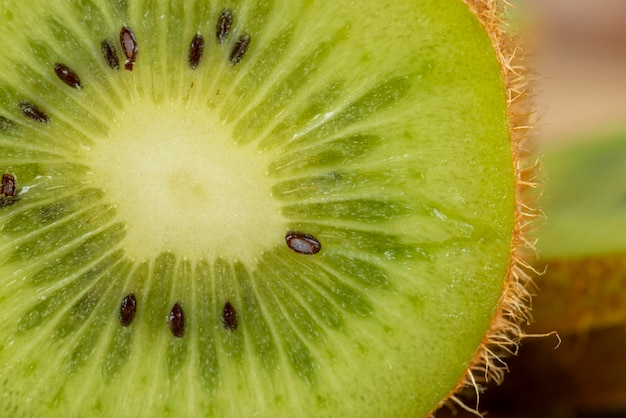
432;1;541;416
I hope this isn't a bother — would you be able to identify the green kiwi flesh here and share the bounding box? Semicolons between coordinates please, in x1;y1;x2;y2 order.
0;0;515;417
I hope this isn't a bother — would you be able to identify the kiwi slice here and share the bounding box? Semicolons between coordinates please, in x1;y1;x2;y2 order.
0;0;530;416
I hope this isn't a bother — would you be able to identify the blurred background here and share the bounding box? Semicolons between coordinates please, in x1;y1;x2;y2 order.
438;1;626;417
527;0;626;143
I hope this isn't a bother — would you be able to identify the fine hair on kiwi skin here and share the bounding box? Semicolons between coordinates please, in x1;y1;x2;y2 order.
431;1;541;416
406;1;545;409
0;0;537;417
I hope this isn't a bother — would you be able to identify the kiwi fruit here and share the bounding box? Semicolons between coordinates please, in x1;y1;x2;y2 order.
0;0;534;417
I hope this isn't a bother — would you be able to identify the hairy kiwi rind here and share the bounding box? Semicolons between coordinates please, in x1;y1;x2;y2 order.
0;1;525;417
431;1;540;416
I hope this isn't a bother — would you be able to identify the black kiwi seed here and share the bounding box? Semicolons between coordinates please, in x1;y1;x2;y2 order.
119;293;137;327
188;33;205;69
216;8;233;43
168;303;185;338
53;63;82;89
100;39;120;70
1;173;16;198
120;26;138;71
221;302;238;331
229;34;251;65
1;173;17;207
285;232;322;255
17;100;49;124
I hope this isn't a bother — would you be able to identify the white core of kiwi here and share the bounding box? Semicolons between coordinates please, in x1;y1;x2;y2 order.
87;100;285;262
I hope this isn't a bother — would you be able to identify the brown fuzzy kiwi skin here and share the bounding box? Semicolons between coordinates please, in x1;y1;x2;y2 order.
430;1;541;416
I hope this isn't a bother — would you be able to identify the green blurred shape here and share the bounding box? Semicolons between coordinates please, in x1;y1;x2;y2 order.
539;127;626;259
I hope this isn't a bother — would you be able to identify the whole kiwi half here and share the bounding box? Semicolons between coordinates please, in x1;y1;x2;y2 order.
0;0;535;417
